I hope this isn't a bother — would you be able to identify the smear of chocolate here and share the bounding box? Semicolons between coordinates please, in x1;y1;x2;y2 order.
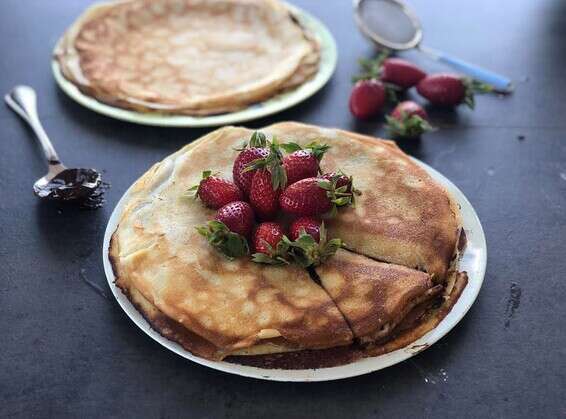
35;168;108;210
80;180;110;210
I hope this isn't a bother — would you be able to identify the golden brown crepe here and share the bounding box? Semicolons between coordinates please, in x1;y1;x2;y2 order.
315;249;442;344
55;0;320;116
231;271;468;369
110;123;467;367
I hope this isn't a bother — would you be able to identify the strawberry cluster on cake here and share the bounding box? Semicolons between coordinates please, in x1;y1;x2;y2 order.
190;132;359;268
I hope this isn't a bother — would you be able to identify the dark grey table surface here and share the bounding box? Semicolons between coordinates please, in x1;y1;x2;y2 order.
1;0;565;418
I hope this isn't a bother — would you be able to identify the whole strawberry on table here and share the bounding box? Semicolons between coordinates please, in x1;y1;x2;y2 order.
349;50;496;138
192;132;360;268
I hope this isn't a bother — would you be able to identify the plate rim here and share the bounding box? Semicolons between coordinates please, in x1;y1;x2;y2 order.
101;154;487;382
51;3;338;127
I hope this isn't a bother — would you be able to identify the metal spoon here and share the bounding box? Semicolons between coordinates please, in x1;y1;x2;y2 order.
5;85;102;202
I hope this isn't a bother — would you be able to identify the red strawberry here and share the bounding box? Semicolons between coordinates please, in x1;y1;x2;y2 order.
251;222;292;265
233;147;269;195
189;171;242;209
253;222;285;254
249;169;280;220
391;101;428;120
214;201;254;237
289;217;321;242
283;150;318;185
416;73;492;109
417;74;465;107
197;201;253;258
385;101;434;138
381;58;426;89
320;172;351;192
349;79;386;119
280;178;330;216
279;176;355;217
280;142;330;185
233;132;270;195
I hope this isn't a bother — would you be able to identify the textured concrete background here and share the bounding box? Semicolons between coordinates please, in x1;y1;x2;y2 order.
1;0;565;417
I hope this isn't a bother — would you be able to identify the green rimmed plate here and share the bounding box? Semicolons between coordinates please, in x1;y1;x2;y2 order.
52;3;337;127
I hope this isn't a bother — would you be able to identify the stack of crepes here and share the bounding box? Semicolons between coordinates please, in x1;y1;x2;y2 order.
110;122;468;369
55;0;320;116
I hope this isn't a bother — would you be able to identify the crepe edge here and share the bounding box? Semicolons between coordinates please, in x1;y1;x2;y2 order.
111;225;468;368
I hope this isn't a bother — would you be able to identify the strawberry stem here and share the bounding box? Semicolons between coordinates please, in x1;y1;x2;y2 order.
251;236;292;265
352;49;391;83
385;113;435;138
196;221;249;259
234;131;268;151
317;172;359;217
462;78;495;109
286;223;344;267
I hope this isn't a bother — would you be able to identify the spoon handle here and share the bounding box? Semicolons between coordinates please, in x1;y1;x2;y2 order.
5;85;62;165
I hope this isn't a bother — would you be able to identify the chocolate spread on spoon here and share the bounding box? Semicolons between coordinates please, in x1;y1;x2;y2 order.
36;168;108;209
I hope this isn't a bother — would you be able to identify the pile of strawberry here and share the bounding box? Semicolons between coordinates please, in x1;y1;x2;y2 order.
190;132;359;268
349;50;493;138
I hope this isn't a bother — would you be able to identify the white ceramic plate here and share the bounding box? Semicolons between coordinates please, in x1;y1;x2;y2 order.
52;3;337;127
102;156;487;382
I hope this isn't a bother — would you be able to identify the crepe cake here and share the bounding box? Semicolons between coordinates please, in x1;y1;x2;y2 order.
109;123;468;368
55;0;321;116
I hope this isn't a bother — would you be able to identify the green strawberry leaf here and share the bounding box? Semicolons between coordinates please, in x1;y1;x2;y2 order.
317;179;333;191
463;92;475;110
242;137;287;190
467;79;494;94
279;142;303;153
332;197;351;206
234;131;268;151
279;140;330;168
251;235;292;265
385;113;435;138
185;184;199;198
270;162;287;191
318;172;361;218
251;253;289;265
286;223;344;267
196;221;249;259
352;49;391;83
249;131;268;148
383;82;402;104
461;78;494;110
304;141;330;162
